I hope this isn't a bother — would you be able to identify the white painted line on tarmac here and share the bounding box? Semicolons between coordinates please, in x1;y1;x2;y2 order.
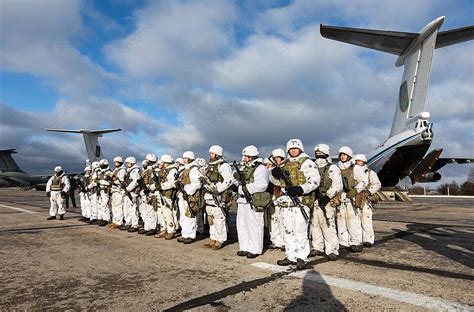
0;203;39;214
252;262;472;311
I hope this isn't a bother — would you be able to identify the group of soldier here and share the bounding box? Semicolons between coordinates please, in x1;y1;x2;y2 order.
46;139;381;270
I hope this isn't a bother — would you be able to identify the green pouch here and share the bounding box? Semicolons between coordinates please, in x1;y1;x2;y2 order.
251;191;272;212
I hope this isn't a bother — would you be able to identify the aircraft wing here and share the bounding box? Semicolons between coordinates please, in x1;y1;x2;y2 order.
320;24;474;55
0;175;30;187
431;158;474;172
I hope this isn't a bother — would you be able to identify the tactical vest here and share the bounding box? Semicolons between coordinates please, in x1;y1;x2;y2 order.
317;164;333;197
340;165;357;192
158;166;176;199
50;175;63;191
179;165;196;186
125;168;141;194
206;160;224;183
242;162;272;211
280;157;315;207
142;168;154;185
112;167;123;183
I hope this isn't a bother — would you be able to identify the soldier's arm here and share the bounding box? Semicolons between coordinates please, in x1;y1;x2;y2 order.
368;170;382;194
326;165;343;198
353;166;369;193
126;170;140;192
300;160;320;194
161;168;177;190
216;163;233;193
62;176;71;193
184;167;202;195
46;177;53;192
246;165;269;194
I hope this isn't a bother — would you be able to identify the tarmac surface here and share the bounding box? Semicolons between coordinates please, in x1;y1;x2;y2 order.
0;188;472;311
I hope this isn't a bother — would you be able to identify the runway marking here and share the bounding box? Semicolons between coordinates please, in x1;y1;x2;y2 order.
0;203;38;214
252;262;472;311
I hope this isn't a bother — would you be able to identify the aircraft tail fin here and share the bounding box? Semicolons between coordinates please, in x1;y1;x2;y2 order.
44;128;121;161
0;149;24;173
321;17;473;137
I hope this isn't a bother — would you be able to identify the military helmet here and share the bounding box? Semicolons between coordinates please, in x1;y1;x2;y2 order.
182;151;195;160
125;156;137;164
354;154;367;163
286;139;304;152
113;156;123;163
242;145;259;157
272;148;285;159
315;144;330;156
161;154;173;164
209;145;223;157
338;146;353;158
54;166;63;173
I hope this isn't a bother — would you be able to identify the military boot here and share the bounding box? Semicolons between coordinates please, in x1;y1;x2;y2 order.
296;258;308;270
98;220;108;226
138;228;147;234
59;214;64;220
177;237;186;243
128;227;138;233
211;241;222;250
184;238;195;244
327;253;338;261
47;216;56;220
236;251;248;257
363;242;373;248
277;258;295;266
145;229;157;236
119;225;130;231
154;230;167;238
246;252;258;259
203;240;216;248
309;249;324;257
165;232;175;240
351;245;363;252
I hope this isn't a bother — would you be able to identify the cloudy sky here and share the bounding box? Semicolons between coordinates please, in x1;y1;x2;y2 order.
0;0;472;185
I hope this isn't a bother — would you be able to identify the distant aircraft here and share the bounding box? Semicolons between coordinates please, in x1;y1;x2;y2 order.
321;16;473;186
44;128;121;162
0;128;121;189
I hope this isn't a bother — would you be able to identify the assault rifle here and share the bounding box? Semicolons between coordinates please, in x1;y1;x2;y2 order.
199;169;225;215
268;157;309;221
232;161;255;211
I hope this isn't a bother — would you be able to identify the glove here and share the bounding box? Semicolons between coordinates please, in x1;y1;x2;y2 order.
271;167;284;179
346;189;357;199
143;188;150;195
318;195;331;208
60;191;67;198
229;184;238;193
233;171;241;181
46;192;51;198
287;186;303;197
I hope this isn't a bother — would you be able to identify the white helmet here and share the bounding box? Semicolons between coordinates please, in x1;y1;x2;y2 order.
161;154;173;164
272;148;285;159
183;151;195;160
146;153;157;162
142;159;148;167
264;157;272;165
113;156;123;163
175;157;184;165
354;154;367;163
209;145;223;157
314;144;330;156
91;161;100;169
242;145;259;157
338;146;353;158
125;156;137;164
84;165;91;172
54;166;63;173
196;158;206;167
286;138;304;152
99;159;109;166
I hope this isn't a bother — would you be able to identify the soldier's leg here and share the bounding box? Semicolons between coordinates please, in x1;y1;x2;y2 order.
101;194;111;222
281;208;297;262
129;196;139;229
163;198;176;234
361;202;374;245
236;203;249;252
179;197;197;239
270;204;284;248
49;191;59;217
57;193;66;217
345;201;362;247
310;208;325;253
90;194;98;221
111;192;123;226
246;207;264;255
336;203;350;248
210;205;227;243
293;206;310;262
144;202;157;232
319;204;339;256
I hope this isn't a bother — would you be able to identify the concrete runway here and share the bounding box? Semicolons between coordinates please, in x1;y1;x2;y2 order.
0;188;472;311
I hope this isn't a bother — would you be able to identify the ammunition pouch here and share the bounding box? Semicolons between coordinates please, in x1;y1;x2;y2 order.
187;190;203;213
207;215;214;226
301;192;316;209
251;191;272;212
151;195;159;211
330;192;342;207
161;189;175;200
355;191;368;209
